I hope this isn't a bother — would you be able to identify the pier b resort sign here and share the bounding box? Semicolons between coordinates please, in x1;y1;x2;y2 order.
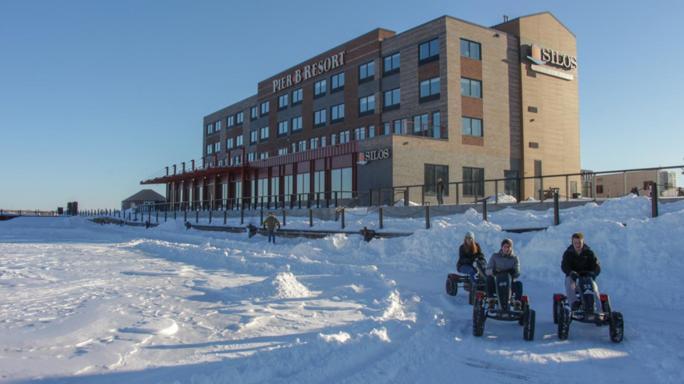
526;44;577;81
272;51;346;93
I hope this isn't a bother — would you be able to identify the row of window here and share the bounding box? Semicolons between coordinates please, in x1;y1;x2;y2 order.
247;167;353;200
425;165;486;196
209;38;482;135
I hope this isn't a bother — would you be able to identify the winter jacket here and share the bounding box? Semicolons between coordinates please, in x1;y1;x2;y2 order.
487;250;520;278
457;242;485;269
561;244;600;277
262;216;281;231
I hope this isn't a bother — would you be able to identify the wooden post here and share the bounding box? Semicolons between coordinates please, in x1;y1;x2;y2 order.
482;199;488;222
425;205;430;229
379;207;384;229
224;210;227;225
553;191;560;226
651;182;659;218
195;210;199;224
309;208;313;227
341;208;345;229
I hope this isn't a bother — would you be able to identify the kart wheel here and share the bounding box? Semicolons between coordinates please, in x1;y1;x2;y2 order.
446;276;458;296
609;311;624;343
518;302;529;326
558;305;570;340
523;309;536;341
553;298;560;324
473;296;486;337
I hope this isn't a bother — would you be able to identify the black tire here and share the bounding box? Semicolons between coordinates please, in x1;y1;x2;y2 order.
468;287;476;305
518;302;529;326
446;277;458;296
609;312;624;343
558;306;570;340
553;298;560;324
523;309;536;341
473;297;486;337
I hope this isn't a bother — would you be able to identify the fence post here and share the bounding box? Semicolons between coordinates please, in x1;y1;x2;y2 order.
651;182;659;218
553;191;560;225
456;183;460;205
421;185;425;206
184;209;187;222
369;189;373;206
482;199;488;222
209;209;212;224
164;210;167;222
341;208;345;229
156;210;159;223
282;209;286;227
309;208;313;227
260;209;264;226
224;210;227;225
379;207;384;229
425;205;430;229
335;192;338;207
495;180;499;204
240;207;244;225
404;189;409;207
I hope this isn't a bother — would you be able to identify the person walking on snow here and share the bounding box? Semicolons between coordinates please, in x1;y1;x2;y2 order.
262;212;281;244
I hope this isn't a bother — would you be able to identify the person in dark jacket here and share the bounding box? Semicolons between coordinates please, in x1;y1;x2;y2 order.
561;232;601;310
436;178;445;205
486;238;522;304
457;231;486;286
262;212;281;244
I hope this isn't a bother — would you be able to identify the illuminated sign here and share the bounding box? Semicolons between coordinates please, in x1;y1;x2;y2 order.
272;51;346;93
357;148;391;165
526;44;577;80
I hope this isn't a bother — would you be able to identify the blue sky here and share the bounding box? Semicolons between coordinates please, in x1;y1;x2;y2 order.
1;0;682;210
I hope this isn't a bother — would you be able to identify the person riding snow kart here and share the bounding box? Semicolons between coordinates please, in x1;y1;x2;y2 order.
561;232;601;312
445;232;486;303
486;238;522;310
554;232;624;342
472;238;535;340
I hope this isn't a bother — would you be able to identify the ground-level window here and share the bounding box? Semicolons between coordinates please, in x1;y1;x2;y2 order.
331;167;352;198
425;164;449;195
463;167;485;196
297;173;310;198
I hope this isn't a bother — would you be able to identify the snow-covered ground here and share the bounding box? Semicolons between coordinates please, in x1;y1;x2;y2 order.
1;195;683;383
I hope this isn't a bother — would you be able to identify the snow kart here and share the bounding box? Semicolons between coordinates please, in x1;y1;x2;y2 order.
553;275;624;343
445;269;486;305
472;273;535;341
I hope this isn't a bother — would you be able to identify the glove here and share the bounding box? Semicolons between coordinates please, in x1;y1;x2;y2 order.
569;271;579;280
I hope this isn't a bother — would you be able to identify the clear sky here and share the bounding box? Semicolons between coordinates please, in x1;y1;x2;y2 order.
1;0;683;210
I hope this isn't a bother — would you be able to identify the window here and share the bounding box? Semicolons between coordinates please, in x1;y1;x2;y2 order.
368;125;376;138
260;101;270;116
260;126;269;140
215;120;222;131
310;137;319;149
250;130;258;144
461;77;482;98
460;38;481;60
292;116;303;131
271;176;279;198
413;113;429;134
463;167;485;196
207;123;214;135
331;103;344;123
314;79;327;97
339;130;351;144
248;152;256;162
226;137;234;149
383;52;400;75
462;117;483;137
278;120;289;136
297;172;310;196
214;142;221;153
394;119;407;135
383;122;391;135
278;147;288;156
331;167;352;198
250;106;258;120
292;88;303;105
354;127;366;141
227;115;234;127
419;37;439;63
432;111;442;139
359;60;375;83
596;185;604;194
359;94;375;115
331;133;337;145
425;164;449;195
314;171;325;196
320;136;327;147
278;94;289;110
291;142;297;153
331;72;345;91
314;109;327;127
259;152;269;160
236;112;244;124
207;144;213;154
504;170;519;197
383;88;400;110
420;77;440;101
298;140;306;152
236;135;243;147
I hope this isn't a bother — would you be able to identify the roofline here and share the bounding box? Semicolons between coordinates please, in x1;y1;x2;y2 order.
491;11;575;37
